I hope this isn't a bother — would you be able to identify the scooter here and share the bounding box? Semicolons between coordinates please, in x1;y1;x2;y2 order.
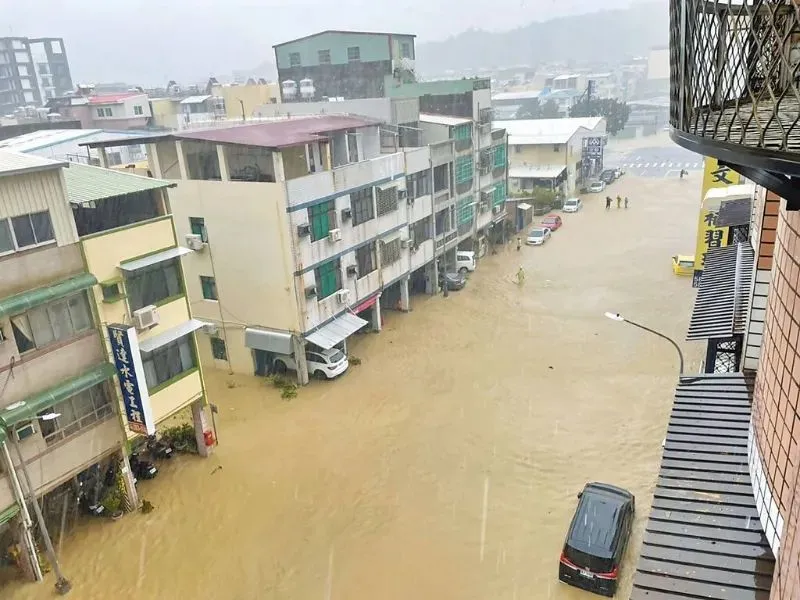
129;452;158;481
146;434;174;460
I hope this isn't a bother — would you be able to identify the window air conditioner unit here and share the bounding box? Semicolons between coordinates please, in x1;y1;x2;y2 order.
201;323;218;335
13;422;36;442
328;228;342;242
346;264;358;277
398;189;408;200
400;238;413;249
335;289;351;304
297;223;311;237
480;201;489;213
133;305;160;330
304;285;318;298
341;207;352;221
185;234;205;251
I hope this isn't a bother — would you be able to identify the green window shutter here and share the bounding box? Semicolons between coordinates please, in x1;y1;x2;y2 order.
458;195;474;224
453;124;471;141
493;182;507;206
455;156;474;184
309;201;332;241
493;144;506;168
316;259;341;299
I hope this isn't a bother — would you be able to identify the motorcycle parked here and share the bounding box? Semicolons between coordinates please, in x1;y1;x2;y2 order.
146;434;175;460
129;452;158;481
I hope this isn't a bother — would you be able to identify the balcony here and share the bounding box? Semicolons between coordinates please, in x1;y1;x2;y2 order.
671;0;800;207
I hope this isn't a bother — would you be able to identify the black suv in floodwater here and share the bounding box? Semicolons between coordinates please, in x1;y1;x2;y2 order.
558;482;635;597
599;169;617;184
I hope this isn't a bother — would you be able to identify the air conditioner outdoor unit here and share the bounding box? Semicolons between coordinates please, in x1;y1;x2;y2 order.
346;264;358;277
305;285;318;298
13;422;36;442
328;228;342;242
335;289;351;304
297;223;311;237
201;323;218;335
185;234;205;251
341;207;352;221
133;305;160;330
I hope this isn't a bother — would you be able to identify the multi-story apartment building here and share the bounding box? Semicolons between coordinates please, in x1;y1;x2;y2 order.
274;30;417;102
83;116;439;383
46;92;152;131
628;2;800;598
0;152;213;585
0;37;73;115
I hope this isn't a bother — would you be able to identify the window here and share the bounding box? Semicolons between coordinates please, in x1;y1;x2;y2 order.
347;46;360;62
96;107;112;117
376;187;398;217
433;164;449;192
406;171;431;199
493;181;507;206
454;156;474;184
380;238;401;267
17;65;28;77
189;217;208;242
200;276;218;300
289;52;301;67
318;49;331;65
553;144;561;152
11;292;93;354
210;337;227;360
350;187;374;226
493;144;507;168
50;40;63;54
38;383;112;445
133;105;143;115
453;123;471;141
400;42;412;59
355;242;377;277
9;211;54;249
314;259;342;299
0;220;14;255
101;281;124;303
309;200;336;242
141;334;196;390
126;258;184;311
38;63;49;75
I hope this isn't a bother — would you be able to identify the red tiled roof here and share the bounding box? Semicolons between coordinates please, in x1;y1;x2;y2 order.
87;93;144;105
174;115;379;148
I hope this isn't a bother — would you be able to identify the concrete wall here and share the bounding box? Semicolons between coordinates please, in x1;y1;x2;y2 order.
212;83;280;120
150;98;181;130
275;32;391;69
0;242;83;299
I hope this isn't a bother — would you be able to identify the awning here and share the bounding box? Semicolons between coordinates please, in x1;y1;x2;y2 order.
120;246;192;272
687;243;754;340
63;162;174;205
245;327;292;355
517;202;532;211
716;196;753;227
305;312;368;350
354;294;379;313
0;363;116;429
0;503;20;525
630;373;774;599
138;319;205;353
0;272;97;319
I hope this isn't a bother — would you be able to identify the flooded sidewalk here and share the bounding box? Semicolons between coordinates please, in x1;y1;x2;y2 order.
7;173;703;600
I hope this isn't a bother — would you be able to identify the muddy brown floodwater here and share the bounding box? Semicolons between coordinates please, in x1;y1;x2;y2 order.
8;166;704;600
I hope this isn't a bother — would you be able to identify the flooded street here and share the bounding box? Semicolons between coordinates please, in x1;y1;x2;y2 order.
9;167;703;600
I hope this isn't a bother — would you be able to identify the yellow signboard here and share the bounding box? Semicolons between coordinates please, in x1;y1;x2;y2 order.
692;158;742;286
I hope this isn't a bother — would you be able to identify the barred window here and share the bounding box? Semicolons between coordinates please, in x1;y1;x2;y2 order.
380;238;401;267
406;171;431;199
350;187;375;225
376;186;398;216
355;242;377;276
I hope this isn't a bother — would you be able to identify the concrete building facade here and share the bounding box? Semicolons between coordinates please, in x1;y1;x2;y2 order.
0;37;73;115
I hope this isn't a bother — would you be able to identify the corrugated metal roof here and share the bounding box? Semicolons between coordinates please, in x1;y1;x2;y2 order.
509;165;566;179
62;163;173;205
0;151;65;177
305;312;368;349
630;373;774;600
687;243;754;340
495;117;605;145
419;113;472;127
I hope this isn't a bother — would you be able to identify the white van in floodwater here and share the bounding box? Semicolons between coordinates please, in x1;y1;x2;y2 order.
456;251;476;274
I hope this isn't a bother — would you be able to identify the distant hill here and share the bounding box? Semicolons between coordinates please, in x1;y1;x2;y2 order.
416;2;668;75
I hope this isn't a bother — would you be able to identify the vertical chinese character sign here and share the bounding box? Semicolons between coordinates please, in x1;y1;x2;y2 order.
108;324;155;435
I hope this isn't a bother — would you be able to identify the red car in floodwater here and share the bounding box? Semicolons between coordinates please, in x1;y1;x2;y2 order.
542;214;563;231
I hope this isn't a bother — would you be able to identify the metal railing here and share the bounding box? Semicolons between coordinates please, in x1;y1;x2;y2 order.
672;0;800;156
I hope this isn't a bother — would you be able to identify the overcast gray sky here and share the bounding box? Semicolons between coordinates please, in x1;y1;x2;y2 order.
3;0;648;85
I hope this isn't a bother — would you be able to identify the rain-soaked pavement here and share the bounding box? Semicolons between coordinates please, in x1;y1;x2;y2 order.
8;164;704;600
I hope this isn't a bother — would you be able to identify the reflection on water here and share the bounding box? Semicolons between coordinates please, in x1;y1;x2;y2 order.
7;172;702;600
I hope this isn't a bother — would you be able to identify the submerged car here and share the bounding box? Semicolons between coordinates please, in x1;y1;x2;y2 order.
559;482;635;597
526;227;552;246
274;348;349;380
599;169;617;184
587;180;606;193
439;271;466;291
672;255;696;276
562;198;582;213
541;214;563;231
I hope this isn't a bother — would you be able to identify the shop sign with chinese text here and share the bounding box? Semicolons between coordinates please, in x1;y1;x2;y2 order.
108;324;155;435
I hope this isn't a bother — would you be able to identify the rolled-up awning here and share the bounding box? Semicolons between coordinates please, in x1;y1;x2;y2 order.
138;319;205;353
305;312;368;350
245;327;293;355
0;272;97;319
0;362;116;429
120;246;192;272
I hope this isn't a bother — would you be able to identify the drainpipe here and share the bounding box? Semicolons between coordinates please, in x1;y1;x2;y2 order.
0;441;42;582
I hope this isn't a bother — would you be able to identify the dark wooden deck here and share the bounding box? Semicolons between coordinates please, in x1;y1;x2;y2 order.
630;373;775;600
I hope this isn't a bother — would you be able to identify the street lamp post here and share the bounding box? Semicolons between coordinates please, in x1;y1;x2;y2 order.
0;412;72;595
604;312;685;375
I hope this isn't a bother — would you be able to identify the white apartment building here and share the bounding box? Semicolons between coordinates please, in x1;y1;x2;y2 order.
84;115;441;383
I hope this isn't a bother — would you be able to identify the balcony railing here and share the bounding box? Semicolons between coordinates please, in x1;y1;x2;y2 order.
672;0;800;165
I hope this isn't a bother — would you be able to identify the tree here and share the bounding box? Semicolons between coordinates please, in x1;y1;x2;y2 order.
569;97;631;136
516;98;562;120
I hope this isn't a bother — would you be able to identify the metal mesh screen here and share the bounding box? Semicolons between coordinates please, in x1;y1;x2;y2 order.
672;0;800;153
